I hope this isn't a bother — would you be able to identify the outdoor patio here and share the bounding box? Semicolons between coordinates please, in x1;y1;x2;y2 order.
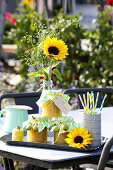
0;0;113;170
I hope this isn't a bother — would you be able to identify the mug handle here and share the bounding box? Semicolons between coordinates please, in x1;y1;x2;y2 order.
0;109;6;125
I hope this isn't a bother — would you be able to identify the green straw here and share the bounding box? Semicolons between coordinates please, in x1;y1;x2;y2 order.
87;92;90;114
89;91;93;114
99;94;107;114
94;92;99;110
92;93;94;109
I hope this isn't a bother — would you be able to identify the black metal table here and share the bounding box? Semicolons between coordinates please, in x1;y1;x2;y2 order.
0;107;113;170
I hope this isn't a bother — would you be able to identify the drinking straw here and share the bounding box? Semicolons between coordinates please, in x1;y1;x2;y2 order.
83;94;86;107
78;95;85;109
94;92;99;110
87;92;90;113
99;94;107;114
89;92;93;114
92;93;94;109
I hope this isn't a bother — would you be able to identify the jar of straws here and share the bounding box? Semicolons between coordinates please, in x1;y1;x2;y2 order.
79;91;107;147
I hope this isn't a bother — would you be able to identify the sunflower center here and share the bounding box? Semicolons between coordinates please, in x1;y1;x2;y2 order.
74;136;83;143
48;46;59;55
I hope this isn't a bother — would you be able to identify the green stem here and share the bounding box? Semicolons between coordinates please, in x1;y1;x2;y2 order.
48;60;52;90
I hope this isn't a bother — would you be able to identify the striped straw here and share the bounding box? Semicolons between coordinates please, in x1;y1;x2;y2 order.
83;94;86;107
94;92;99;110
87;92;90;113
90;92;93;114
99;94;107;114
92;93;94;109
78;95;85;109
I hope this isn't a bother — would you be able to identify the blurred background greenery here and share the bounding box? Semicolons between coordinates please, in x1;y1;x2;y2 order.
0;0;113;169
1;0;113;106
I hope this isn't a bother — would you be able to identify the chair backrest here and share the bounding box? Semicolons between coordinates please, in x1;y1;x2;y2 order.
97;135;113;170
0;92;41;114
63;87;113;109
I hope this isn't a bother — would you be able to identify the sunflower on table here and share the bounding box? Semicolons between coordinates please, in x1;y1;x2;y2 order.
65;127;93;149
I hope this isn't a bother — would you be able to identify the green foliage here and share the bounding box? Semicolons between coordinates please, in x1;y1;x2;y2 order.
23;116;52;132
56;7;113;106
19;10;81;83
3;21;15;44
28;71;45;78
80;7;113;89
3;4;113;106
56;7;113;92
4;5;81;90
52;68;62;81
23;116;77;133
51;116;78;134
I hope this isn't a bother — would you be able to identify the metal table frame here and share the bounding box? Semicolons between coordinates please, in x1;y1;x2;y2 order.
1;107;113;170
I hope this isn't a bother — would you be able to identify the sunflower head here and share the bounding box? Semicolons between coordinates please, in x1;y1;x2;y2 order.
22;0;34;5
42;37;69;61
65;127;93;149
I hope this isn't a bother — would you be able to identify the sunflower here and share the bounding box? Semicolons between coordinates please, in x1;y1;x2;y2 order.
22;0;34;5
42;37;69;61
65;127;93;149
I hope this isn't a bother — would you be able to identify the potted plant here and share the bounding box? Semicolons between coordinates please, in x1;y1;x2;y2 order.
51;116;77;145
24;116;51;143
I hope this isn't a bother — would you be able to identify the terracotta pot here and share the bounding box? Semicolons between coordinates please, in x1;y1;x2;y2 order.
42;99;62;117
27;127;47;143
54;131;68;145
